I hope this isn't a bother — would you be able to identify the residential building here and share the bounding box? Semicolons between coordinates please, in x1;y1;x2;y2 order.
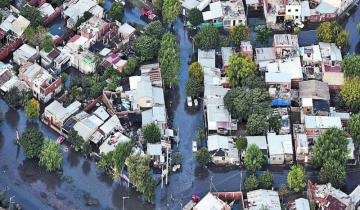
304;116;342;140
193;192;231;210
322;72;344;92
198;49;216;68
102;52;128;72
78;16;110;43
246;189;281;210
300;45;322;80
263;0;301;28
18;62;62;103
13;44;39;66
221;47;233;69
118;22;136;44
240;41;253;58
319;42;342;72
265;72;291;90
299;80;330;115
99;132;131;155
0;62;25;93
205;98;237;135
295;133;309;163
267;133;293;164
202;1;223;23
43;100;82;132
222;0;246;29
255;47;276;65
207;135;239;165
40;47;71;72
39;3;55;18
273;34;299;59
9;15;30;37
63;0;104;28
146;143;164;165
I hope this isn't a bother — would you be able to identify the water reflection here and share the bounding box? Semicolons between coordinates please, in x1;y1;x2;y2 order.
112;183;154;210
82;160;91;175
67;148;80;168
194;166;209;180
0;132;4;151
5;108;19;129
97;173;114;187
17;159;62;190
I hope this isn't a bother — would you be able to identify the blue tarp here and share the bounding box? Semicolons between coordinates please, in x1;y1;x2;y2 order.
272;99;290;107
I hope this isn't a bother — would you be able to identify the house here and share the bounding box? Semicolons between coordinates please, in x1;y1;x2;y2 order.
319;42;342;72
221;47;233;69
240;41;253;58
322;72;344;92
267;133;293;164
300;45;322;80
202;1;223;22
207;135;239;165
265;57;303;87
205;98;237;135
140;63;163;87
198;49;216;68
181;0;201;16
0;62;25;93
73;114;103;141
146;143;164;165
289;198;311;210
142;106;167;132
39;3;55;18
304;116;342;139
40;47;71;71
246;189;281;210
63;0;103;28
222;0;246;29
307;0;339;22
78;16;110;43
349;185;360;209
295;133;309;163
43;100;82;133
99;132;131;155
330;107;350;127
9;15;30;37
299;80;330;115
102;53;128;72
246;136;268;158
255;47;276;65
18;62;62;103
13;44;39;66
118;22;136;44
273;34;299;59
263;0;301;28
99;115;121;138
193;192;231;210
307;182;355;210
71;50;96;74
265;72;291;90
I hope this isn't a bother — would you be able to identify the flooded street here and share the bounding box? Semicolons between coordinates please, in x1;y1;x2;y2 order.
1;3;360;210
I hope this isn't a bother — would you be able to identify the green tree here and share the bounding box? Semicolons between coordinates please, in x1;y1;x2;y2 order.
153;0;163;12
254;25;271;45
23;26;48;47
224;87;271;120
81;142;92;155
194;25;219;50
293;27;301;35
41;35;54;53
341;55;360;78
188;8;203;26
143;122;161;143
133;35;160;61
230;25;249;46
162;0;180;24
0;0;11;8
68;129;85;152
24;98;40;120
124;57;138;76
112;141;132;177
144;20;166;40
188;62;203;82
317;22;333;42
20;5;43;27
127;155;156;202
225;54;256;87
97;0;104;4
195;148;211;166
240;73;266;89
244;175;259;191
185;77;201;97
246;114;269;135
97;151;114;172
259;171;273;189
19;128;44;159
39;140;62;171
319;160;346;189
243;144;265;174
312;128;349;167
287;165;306;192
197;128;204;142
349;113;360;147
4;87;22;108
336;31;350;53
109;2;124;21
269;114;281;133
219;35;230;47
159;32;180;87
341;77;360;110
235;135;247;153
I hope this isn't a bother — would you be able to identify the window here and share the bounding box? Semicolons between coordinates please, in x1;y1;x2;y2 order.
288;9;291;12
295;9;298;12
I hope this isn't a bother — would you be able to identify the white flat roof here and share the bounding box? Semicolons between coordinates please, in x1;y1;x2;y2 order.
207;135;231;151
198;49;216;68
99;132;131;155
246;136;267;150
304;116;342;129
202;1;223;21
247;189;281;210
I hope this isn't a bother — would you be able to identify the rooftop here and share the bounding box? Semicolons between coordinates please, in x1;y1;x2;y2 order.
247;189;281;210
99;132;131;155
304;116;342;129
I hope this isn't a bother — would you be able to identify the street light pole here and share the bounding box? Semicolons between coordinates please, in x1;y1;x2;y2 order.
122;196;129;210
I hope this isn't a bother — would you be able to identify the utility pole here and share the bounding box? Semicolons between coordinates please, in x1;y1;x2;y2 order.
161;164;164;189
122;196;129;210
9;196;15;210
166;148;169;185
209;176;213;192
240;170;243;191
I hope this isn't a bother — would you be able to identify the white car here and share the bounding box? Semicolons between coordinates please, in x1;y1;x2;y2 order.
192;141;197;152
193;99;198;107
187;96;192;107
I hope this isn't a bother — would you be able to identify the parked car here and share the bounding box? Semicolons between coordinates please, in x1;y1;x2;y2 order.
56;136;65;144
194;98;198;107
187;96;192;107
192;194;201;202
